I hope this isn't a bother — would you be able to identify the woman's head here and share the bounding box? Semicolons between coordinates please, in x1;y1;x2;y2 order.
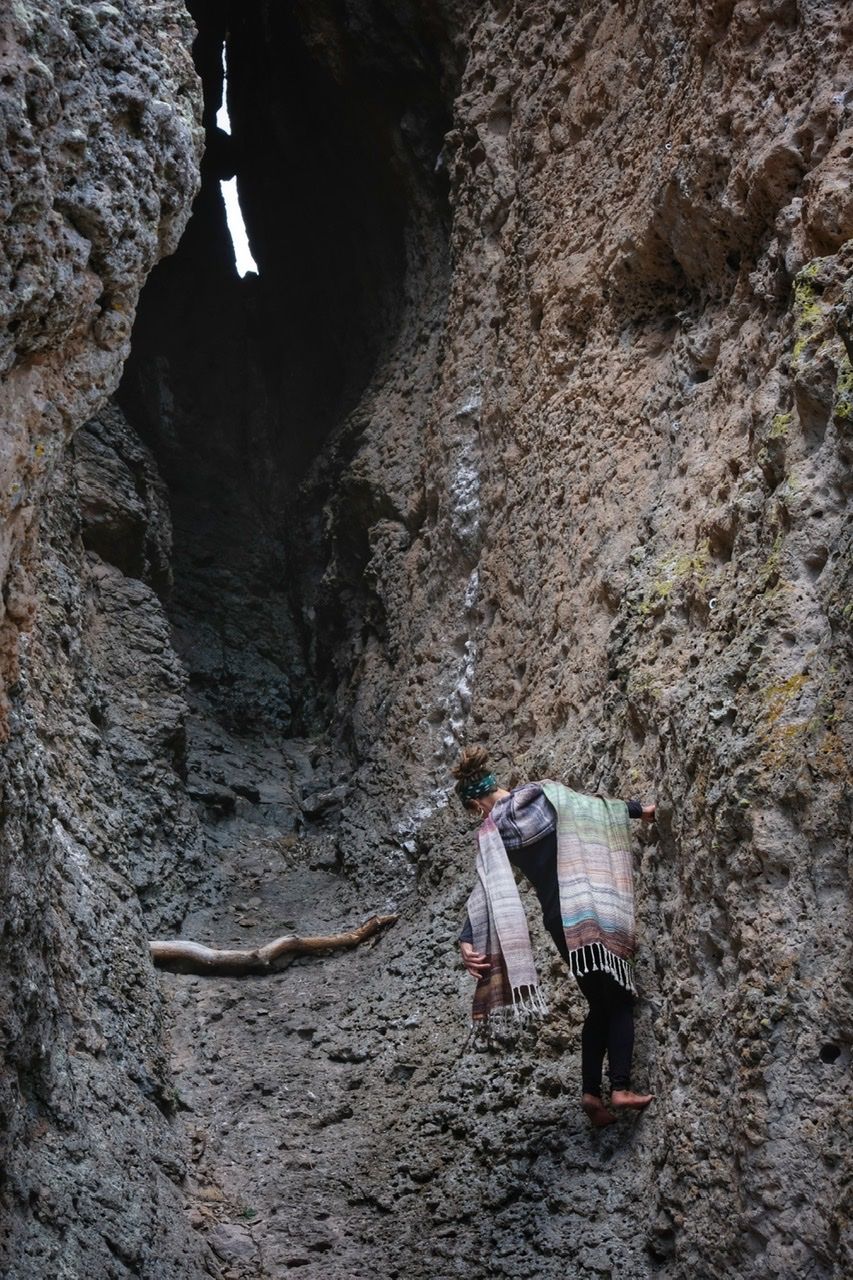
452;746;499;812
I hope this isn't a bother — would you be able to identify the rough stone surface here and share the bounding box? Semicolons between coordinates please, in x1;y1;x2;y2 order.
2;1;852;1278
0;3;207;1274
0;0;202;733
282;1;853;1275
0;423;214;1277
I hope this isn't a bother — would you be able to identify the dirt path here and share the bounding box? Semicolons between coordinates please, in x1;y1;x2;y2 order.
162;820;388;1277
160;793;658;1280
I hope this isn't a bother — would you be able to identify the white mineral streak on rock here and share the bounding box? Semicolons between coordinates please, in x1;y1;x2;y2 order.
392;389;485;849
449;446;481;550
392;783;450;853
449;391;482;553
435;396;483;764
393;566;480;857
444;568;480;752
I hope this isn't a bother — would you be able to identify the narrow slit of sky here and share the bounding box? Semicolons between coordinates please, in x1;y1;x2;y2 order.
217;42;259;278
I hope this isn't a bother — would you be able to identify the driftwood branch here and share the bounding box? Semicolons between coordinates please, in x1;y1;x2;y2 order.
150;913;399;976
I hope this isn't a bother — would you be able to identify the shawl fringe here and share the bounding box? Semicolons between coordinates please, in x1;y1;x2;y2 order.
512;982;549;1016
466;984;549;1045
565;941;637;994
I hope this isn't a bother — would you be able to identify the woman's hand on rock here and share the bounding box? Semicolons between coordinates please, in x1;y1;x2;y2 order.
640;803;656;823
460;942;490;979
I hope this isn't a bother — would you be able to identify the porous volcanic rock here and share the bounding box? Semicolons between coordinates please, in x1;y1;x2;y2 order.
0;0;202;732
293;2;853;1275
0;3;207;1275
2;1;852;1278
0;410;215;1276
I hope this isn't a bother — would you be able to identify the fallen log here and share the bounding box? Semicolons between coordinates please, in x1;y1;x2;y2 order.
150;913;399;976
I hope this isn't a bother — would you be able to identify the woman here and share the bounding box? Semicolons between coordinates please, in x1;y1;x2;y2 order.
454;746;655;1127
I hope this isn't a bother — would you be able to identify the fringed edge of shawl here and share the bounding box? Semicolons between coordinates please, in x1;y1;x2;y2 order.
566;940;637;993
511;982;549;1018
466;983;549;1045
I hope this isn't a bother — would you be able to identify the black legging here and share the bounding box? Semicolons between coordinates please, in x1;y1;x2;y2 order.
547;926;634;1096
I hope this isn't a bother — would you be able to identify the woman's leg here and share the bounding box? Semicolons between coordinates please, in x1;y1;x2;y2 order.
600;976;634;1091
574;967;620;1126
596;970;653;1109
546;930;614;1096
576;970;616;1096
547;930;611;1102
546;929;649;1118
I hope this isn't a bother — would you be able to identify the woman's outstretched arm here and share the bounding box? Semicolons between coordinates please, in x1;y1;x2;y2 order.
627;799;656;822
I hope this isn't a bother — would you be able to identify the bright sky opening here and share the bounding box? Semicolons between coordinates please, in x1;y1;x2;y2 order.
220;178;259;277
216;42;231;135
217;40;259;278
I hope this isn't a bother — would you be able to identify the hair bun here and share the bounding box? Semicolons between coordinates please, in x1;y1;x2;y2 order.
452;745;490;783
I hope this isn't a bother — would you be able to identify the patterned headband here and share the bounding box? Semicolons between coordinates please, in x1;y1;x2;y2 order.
458;773;497;801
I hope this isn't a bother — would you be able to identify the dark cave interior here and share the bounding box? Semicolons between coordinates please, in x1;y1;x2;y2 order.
117;0;456;739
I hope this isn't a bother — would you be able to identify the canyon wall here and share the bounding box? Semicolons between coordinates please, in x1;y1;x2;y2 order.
0;3;209;1274
1;1;851;1278
294;0;853;1274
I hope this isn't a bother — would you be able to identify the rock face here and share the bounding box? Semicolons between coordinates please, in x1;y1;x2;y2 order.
2;1;852;1278
0;0;202;731
0;406;216;1276
325;5;852;1272
0;3;208;1275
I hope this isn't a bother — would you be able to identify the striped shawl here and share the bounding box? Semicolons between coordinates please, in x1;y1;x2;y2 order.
464;780;636;1027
